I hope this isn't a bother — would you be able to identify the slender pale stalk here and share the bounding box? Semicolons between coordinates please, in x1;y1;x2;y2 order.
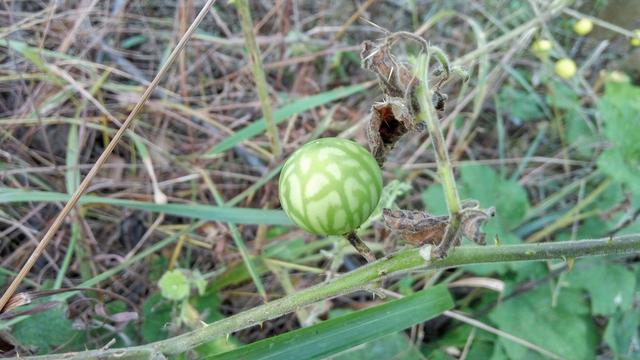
32;235;640;359
235;0;282;159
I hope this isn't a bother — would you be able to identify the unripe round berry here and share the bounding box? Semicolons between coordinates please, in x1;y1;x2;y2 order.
279;138;382;236
573;18;593;36
531;39;552;53
555;58;577;79
631;29;640;47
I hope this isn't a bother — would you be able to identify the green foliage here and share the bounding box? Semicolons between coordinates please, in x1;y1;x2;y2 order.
205;83;367;156
141;293;174;343
597;82;640;194
210;285;453;360
423;166;527;248
11;303;86;354
0;189;293;225
497;85;544;123
333;333;423;360
489;286;599;360
158;269;190;301
423;165;530;274
565;260;637;316
604;310;640;359
423;165;529;234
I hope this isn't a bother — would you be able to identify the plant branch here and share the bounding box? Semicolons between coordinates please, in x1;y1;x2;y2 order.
33;234;640;359
415;51;462;258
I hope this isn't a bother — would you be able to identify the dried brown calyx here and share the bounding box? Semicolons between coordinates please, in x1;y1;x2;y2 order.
383;200;495;257
361;38;422;166
361;33;451;166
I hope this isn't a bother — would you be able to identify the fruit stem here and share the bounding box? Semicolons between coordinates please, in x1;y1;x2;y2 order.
345;231;377;263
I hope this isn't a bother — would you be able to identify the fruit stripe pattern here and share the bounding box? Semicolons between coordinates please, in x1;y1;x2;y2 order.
279;138;383;235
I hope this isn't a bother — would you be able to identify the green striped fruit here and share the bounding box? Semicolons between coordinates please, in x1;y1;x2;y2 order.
279;137;383;236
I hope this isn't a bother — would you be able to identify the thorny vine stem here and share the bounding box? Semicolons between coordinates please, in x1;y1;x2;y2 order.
26;235;640;359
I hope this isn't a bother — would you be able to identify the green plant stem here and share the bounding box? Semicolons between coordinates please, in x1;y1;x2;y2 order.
416;53;461;215
33;234;640;359
235;0;282;159
415;52;462;258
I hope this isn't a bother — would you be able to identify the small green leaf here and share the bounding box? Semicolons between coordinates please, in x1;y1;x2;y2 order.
158;269;190;301
192;270;207;296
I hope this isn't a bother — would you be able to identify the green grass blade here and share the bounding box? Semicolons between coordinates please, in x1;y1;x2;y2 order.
207;285;453;360
0;189;292;225
203;83;367;156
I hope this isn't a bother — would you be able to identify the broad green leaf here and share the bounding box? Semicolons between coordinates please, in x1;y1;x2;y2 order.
489;286;598;360
11;303;86;354
209;285;453;360
141;293;173;343
0;189;292;225
565;260;637;316
604;310;640;359
497;85;543;123
597;81;640;193
204;84;366;156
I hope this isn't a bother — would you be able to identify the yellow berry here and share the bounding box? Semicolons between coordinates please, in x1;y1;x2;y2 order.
606;71;630;83
531;39;552;53
555;58;577;79
631;29;640;47
573;18;593;36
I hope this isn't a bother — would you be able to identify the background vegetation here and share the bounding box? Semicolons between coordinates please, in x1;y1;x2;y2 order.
1;0;639;358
